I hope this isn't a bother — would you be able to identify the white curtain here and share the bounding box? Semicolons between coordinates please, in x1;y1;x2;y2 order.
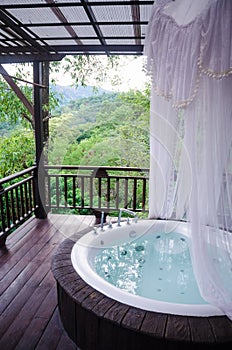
145;0;232;319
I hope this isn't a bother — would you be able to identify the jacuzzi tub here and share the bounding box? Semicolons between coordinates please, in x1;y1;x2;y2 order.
71;219;224;317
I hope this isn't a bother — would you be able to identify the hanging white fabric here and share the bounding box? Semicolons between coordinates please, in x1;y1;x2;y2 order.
145;0;232;319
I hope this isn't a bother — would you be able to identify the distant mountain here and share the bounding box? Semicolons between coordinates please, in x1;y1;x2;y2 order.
50;85;112;105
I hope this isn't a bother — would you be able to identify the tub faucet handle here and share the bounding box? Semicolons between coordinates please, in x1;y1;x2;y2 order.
108;218;112;228
93;227;98;235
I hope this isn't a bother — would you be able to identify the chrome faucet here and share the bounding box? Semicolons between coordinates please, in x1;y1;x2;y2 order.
100;211;105;231
117;208;138;226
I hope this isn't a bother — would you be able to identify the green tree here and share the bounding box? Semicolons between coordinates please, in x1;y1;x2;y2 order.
0;130;35;177
0;56;119;132
53;88;150;168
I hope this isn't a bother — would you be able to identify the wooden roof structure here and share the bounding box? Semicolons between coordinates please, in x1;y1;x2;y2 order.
0;0;154;64
0;1;154;221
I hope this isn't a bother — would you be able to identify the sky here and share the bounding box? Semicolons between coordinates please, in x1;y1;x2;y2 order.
50;55;149;92
3;56;149;93
100;56;149;92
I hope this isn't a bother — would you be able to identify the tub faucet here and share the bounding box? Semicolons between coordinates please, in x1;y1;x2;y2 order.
100;211;104;231
117;208;138;226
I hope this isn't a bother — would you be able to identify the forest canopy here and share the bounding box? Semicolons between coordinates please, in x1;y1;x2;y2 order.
0;86;150;178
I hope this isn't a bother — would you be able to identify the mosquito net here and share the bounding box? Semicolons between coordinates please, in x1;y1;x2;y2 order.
145;0;232;319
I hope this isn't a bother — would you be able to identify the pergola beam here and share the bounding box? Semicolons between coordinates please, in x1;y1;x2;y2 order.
45;0;83;46
0;54;65;64
0;1;154;9
0;10;49;53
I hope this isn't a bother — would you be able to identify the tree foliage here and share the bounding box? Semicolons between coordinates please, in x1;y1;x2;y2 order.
51;56;120;87
0;79;33;129
0;130;35;177
0;83;150;178
48;89;150;168
0;55;119;133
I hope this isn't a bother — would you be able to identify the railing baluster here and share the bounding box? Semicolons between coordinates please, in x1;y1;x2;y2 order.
116;178;119;209
28;179;32;213
5;191;11;228
72;176;76;208
33;175;37;211
24;181;29;214
81;177;84;208
10;189;16;225
89;176;93;208
0;186;6;233
56;176;59;208
107;177;110;209
20;184;25;218
98;177;102;209
133;178;137;211
142;178;146;210
124;178;128;209
15;186;20;220
64;176;68;208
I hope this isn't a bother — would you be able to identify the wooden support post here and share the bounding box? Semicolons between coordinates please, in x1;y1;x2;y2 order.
42;62;50;211
33;61;47;219
42;61;49;162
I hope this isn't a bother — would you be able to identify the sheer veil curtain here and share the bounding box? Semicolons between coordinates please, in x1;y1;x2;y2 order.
145;0;232;319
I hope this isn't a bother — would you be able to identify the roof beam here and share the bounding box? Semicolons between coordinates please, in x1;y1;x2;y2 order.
0;54;65;64
80;0;107;49
20;21;148;28
45;0;83;46
0;45;143;54
36;44;143;53
0;1;154;9
130;0;141;45
0;10;49;53
1;36;145;42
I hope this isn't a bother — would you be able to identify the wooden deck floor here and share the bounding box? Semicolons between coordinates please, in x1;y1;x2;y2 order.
0;214;95;350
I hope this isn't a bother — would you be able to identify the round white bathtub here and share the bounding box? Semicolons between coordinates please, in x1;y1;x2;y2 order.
71;219;224;317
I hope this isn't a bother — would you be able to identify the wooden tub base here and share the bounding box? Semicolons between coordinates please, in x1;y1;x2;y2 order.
52;229;232;350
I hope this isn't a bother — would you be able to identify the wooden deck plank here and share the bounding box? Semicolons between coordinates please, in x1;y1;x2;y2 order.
0;228;63;315
0;269;55;349
35;308;63;350
0;257;53;339
14;286;58;350
0;221;61;295
56;331;80;350
0;214;95;350
0;219;52;270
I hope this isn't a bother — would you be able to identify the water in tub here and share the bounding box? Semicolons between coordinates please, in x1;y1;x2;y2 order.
95;230;207;304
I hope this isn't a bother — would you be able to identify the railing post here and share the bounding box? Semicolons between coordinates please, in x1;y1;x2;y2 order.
91;168;109;224
33;61;47;219
0;184;6;247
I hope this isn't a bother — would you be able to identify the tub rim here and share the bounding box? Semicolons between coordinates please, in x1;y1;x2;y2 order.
71;219;224;317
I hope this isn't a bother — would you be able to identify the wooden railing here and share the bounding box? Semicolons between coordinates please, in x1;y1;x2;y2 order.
0;165;149;244
45;165;149;214
0;166;37;242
